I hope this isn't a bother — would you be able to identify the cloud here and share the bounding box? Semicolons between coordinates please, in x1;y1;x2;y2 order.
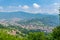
40;3;60;14
0;6;3;9
0;3;59;14
0;6;4;12
53;3;60;6
22;5;29;9
33;3;40;9
18;5;22;8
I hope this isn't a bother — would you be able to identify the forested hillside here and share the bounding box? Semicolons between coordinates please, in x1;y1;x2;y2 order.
0;24;60;40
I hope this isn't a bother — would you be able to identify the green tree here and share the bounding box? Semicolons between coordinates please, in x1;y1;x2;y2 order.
27;32;46;40
52;26;60;40
0;29;26;40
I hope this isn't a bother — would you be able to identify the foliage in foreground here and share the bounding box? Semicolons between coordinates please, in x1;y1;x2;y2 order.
52;26;60;40
0;29;26;40
0;25;60;40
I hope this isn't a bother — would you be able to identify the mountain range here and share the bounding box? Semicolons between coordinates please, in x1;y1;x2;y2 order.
0;11;59;27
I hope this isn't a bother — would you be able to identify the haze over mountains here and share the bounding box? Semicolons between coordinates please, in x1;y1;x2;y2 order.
0;11;59;27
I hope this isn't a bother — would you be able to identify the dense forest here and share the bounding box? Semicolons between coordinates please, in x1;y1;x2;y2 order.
0;24;60;40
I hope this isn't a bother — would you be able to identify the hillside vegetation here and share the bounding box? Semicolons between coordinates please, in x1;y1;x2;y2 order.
0;24;60;40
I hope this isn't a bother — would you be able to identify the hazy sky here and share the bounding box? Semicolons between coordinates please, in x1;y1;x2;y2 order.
0;0;60;14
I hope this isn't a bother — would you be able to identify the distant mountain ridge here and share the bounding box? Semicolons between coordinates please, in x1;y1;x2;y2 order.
0;11;58;19
0;11;59;27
